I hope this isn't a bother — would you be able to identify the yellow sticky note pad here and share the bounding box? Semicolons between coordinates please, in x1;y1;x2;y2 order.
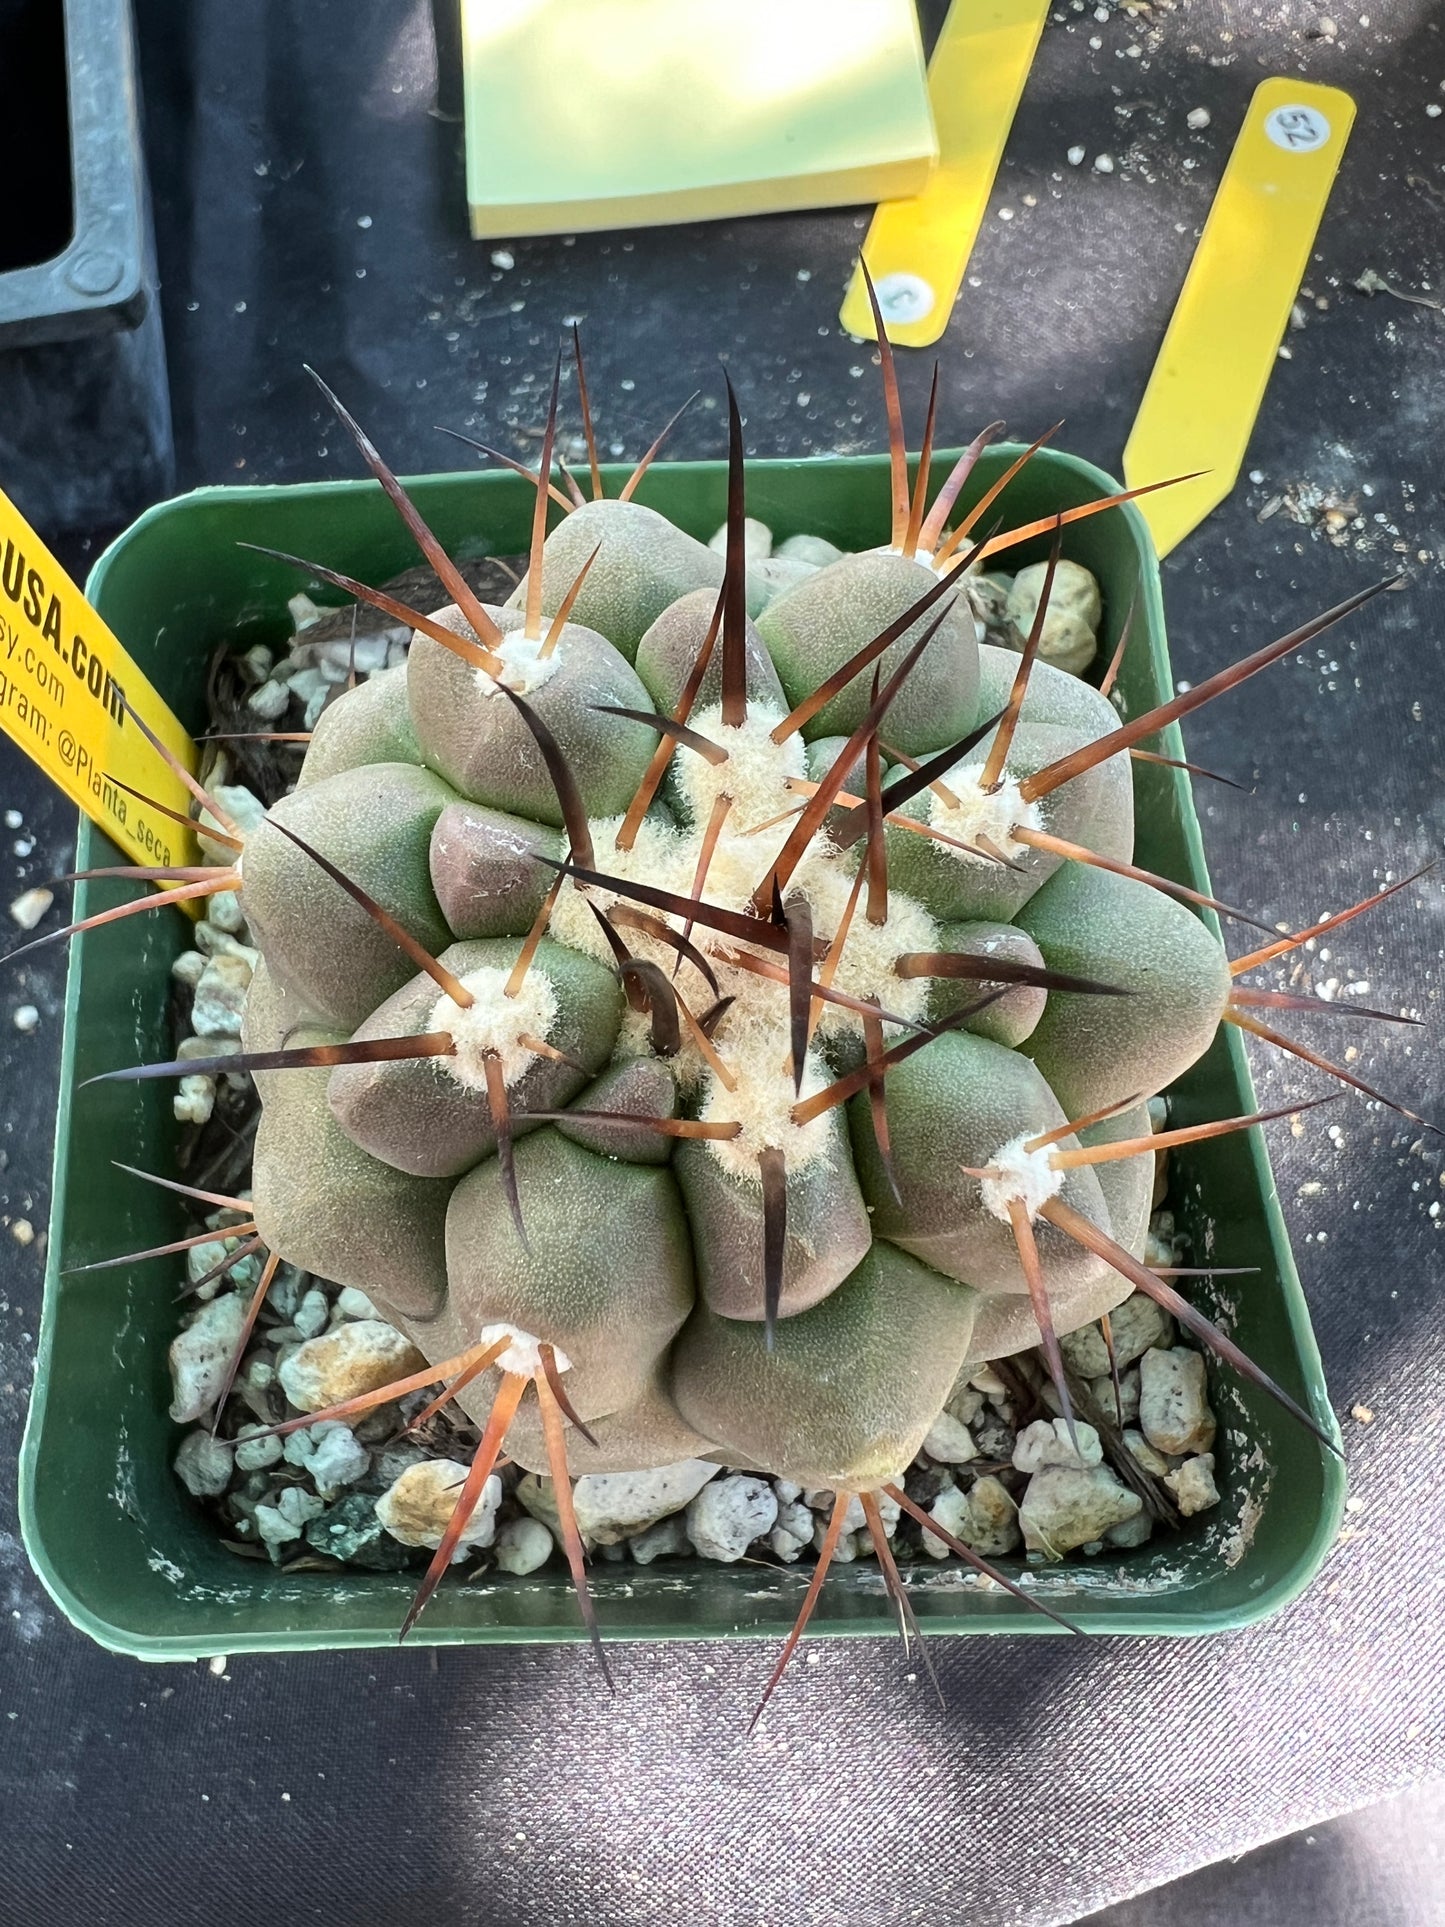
462;0;938;239
841;0;1051;348
0;486;199;870
1124;79;1356;557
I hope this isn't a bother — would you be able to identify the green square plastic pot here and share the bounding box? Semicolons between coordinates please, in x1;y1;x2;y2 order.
19;447;1346;1659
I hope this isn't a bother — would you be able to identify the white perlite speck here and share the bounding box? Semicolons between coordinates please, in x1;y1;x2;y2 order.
8;887;52;930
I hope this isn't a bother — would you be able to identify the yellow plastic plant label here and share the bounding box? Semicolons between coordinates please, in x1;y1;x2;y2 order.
1124;79;1356;558
0;485;200;869
839;0;1050;349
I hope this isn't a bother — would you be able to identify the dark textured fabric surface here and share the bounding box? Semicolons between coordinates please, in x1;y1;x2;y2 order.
1083;1782;1445;1926
1;3;1442;1922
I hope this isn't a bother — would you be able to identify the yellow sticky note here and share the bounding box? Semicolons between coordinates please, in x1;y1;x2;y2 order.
0;486;200;869
1124;79;1356;557
840;0;1050;348
462;0;937;239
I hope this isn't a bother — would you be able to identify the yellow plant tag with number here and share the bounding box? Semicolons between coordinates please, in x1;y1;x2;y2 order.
0;486;200;870
840;0;1050;348
1124;79;1356;557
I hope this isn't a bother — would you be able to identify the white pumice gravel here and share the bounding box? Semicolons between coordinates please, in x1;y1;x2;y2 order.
1165;1453;1221;1516
627;1516;693;1565
169;1294;247;1423
282;1420;370;1497
1006;558;1103;676
769;1499;817;1563
802;1490;896;1537
171;949;209;989
686;1475;778;1562
1013;1416;1104;1474
1138;1346;1217;1456
493;1516;555;1575
922;1409;979;1464
1122;1428;1171;1479
174;1431;235;1497
174;1073;217;1126
377;1462;501;1553
255;1486;326;1547
1019;1466;1143;1557
1086;1363;1141;1425
1060;1296;1173;1377
292;1286;331;1340
246;677;291;721
573;1461;719;1545
921;1475;1022;1559
278;1322;426;1413
190;952;254;1038
233;1423;284;1473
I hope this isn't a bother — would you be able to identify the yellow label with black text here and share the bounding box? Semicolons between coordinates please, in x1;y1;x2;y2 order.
1124;79;1356;556
0;486;200;869
840;0;1050;348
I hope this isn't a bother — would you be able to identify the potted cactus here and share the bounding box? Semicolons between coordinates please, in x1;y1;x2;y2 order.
18;306;1422;1701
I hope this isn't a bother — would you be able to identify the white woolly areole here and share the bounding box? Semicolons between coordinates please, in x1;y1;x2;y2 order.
431;965;557;1092
673;701;805;831
477;1322;571;1378
927;769;1041;863
978;1133;1064;1225
472;630;562;700
798;858;936;1042
699;1043;833;1180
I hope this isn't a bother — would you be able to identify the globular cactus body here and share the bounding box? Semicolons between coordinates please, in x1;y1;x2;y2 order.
239;513;1167;1494
50;315;1409;1706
